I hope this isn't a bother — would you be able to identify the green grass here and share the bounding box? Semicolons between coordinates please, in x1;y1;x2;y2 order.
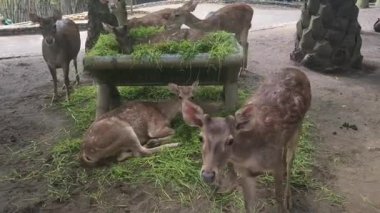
128;26;165;39
0;85;341;210
87;34;119;57
132;31;238;63
86;28;238;65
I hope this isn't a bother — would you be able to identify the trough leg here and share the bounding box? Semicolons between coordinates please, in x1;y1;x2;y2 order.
96;84;121;118
223;68;239;110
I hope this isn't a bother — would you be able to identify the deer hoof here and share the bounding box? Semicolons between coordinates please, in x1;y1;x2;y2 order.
146;139;161;148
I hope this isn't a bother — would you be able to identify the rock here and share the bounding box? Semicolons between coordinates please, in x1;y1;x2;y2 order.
314;41;333;58
310;16;326;40
325;29;345;45
331;17;349;31
331;48;348;65
301;6;311;28
296;20;303;39
337;1;358;20
319;3;334;25
300;28;316;51
308;0;320;15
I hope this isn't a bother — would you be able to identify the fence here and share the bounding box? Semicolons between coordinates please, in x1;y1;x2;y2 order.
0;0;304;24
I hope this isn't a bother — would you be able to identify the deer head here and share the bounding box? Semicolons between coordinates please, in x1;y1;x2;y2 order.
99;0;121;11
166;0;199;29
102;22;133;54
29;10;63;46
181;100;238;183
168;80;198;101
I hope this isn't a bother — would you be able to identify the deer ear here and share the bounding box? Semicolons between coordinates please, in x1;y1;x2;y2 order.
168;83;179;94
53;9;62;21
29;13;42;23
182;0;198;12
235;104;254;131
182;100;204;128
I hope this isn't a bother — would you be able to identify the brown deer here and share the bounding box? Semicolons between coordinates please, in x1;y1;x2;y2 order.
101;0;198;28
29;10;81;102
181;68;311;213
167;3;254;75
374;18;380;33
80;81;199;166
102;22;207;54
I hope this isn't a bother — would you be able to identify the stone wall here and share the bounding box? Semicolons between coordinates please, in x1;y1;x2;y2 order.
291;0;363;72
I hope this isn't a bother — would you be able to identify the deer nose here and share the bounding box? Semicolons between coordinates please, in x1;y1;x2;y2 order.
201;170;215;183
45;37;54;45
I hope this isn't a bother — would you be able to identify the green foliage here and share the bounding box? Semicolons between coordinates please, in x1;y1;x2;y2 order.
128;26;164;39
131;31;238;63
87;34;119;57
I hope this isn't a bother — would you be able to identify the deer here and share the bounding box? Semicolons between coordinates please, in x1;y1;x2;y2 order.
102;22;207;54
167;3;254;76
100;0;198;28
29;10;81;102
80;81;199;166
374;18;380;33
181;68;311;213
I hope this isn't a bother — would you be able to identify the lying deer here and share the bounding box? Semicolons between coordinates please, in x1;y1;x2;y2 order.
29;10;81;102
101;0;198;28
167;3;254;75
80;81;199;166
181;68;311;213
102;22;207;54
374;18;380;32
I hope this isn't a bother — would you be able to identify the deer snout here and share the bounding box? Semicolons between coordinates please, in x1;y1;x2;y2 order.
45;37;55;45
80;152;97;167
201;170;216;183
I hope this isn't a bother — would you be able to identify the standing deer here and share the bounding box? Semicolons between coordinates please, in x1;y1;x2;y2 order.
181;68;311;213
100;0;198;28
167;3;254;75
374;18;380;32
29;10;81;102
80;81;198;166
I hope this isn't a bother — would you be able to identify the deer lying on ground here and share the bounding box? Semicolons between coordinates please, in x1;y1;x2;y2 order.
29;10;81;102
374;18;380;32
102;22;207;54
80;81;199;166
167;3;254;75
181;68;311;213
101;0;198;28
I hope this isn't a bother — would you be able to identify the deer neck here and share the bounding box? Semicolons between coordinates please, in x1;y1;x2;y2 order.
156;98;181;121
185;13;213;31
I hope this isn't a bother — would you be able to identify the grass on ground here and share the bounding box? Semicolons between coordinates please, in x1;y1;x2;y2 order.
0;85;343;210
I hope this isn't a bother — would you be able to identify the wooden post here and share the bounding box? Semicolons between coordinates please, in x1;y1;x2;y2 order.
96;84;121;118
223;67;239;110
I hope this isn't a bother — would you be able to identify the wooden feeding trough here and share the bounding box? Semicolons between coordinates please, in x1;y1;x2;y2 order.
83;41;243;118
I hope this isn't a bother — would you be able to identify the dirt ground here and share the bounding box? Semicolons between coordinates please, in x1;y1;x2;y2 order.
1;7;380;213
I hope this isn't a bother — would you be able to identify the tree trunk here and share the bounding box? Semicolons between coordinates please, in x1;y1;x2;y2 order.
376;0;380;7
290;0;363;72
85;0;118;52
356;0;369;8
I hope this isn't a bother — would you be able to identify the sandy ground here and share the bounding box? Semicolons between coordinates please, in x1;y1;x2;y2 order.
0;4;380;213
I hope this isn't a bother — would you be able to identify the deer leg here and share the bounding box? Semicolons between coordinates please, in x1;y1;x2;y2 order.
238;29;249;76
145;135;173;148
47;65;58;104
274;153;289;213
241;176;259;213
73;58;80;85
148;125;175;139
285;128;300;210
62;63;71;102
